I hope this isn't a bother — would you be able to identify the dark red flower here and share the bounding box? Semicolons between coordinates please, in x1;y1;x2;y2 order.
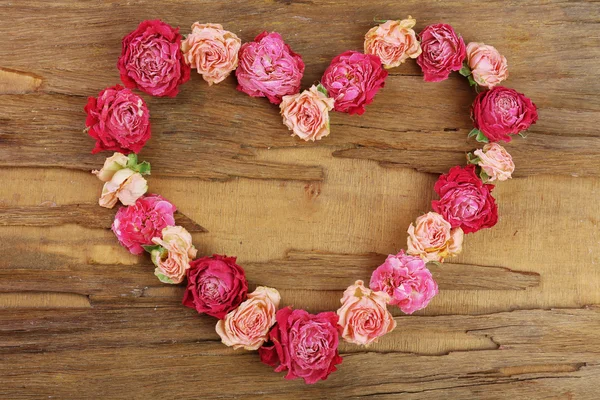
183;255;248;319
432;165;498;234
118;19;190;97
416;24;466;82
259;307;342;384
471;86;539;142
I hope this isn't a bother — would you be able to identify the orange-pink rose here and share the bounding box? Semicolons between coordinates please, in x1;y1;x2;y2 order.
473;143;515;182
216;286;281;350
93;153;148;208
150;225;198;284
181;23;241;86
407;212;464;262
466;42;508;89
336;280;396;346
280;85;335;141
364;17;422;68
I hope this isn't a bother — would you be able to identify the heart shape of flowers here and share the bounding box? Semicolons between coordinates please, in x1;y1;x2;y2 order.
84;17;538;384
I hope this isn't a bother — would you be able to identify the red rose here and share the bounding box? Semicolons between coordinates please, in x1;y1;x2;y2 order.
321;50;388;115
182;255;248;319
259;307;342;384
416;24;466;82
471;86;539;142
118;20;190;97
236;31;305;105
432;165;498;234
84;85;151;154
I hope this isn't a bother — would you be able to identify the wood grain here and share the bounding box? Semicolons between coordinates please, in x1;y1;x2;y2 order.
1;0;599;398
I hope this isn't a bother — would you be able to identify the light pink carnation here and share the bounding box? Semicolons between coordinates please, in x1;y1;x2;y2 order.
369;250;438;314
235;31;305;105
112;194;176;255
181;23;241;85
337;280;396;346
216;286;281;350
407;212;463;262
93;153;148;209
150;225;197;284
364;17;422;68
473;143;515;182
280;85;335;141
466;42;508;89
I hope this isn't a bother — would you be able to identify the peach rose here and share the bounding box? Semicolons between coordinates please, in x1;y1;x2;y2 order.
280;85;335;141
473;143;515;182
98;168;148;208
407;212;464;263
150;225;198;284
466;42;508;89
216;286;281;350
181;22;242;85
364;17;422;68
337;280;396;346
92;152;129;182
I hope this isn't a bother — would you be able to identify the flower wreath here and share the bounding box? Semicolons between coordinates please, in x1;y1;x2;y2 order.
84;18;538;384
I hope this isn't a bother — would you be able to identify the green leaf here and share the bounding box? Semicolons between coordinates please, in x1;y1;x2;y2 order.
316;83;328;97
476;131;489;143
126;153;139;168
155;272;175;285
466;152;481;165
142;244;162;254
479;170;490;183
136;161;151;175
468;128;481;138
518;131;529;138
373;17;388;24
467;75;477;87
459;61;471;77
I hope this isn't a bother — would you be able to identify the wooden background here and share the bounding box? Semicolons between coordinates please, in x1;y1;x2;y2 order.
1;1;599;398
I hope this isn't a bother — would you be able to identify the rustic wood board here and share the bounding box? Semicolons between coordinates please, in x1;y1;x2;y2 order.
1;0;599;398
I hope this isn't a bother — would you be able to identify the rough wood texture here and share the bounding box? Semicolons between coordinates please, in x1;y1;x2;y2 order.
0;0;599;399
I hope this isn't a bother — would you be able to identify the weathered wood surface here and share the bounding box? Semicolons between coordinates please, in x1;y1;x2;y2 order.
0;0;599;398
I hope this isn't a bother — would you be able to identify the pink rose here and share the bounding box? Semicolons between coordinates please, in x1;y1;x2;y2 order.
471;86;539;143
118;19;190;97
280;85;335;141
84;85;151;154
112;194;176;255
406;212;464;262
432;165;498;234
149;225;197;284
416;23;466;82
236;31;305;105
259;307;342;384
336;280;396;346
369;250;438;314
182;254;248;319
472;143;515;182
181;23;241;85
215;286;280;350
321;50;388;115
364;17;422;68
466;42;508;89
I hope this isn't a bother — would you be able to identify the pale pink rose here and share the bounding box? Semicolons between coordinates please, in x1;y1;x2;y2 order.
181;23;241;85
473;143;515;182
466;42;508;89
407;212;463;263
280;85;335;141
150;226;198;284
92;152;129;182
370;251;438;314
216;286;281;350
98;168;148;208
364;17;422;68
337;280;396;346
